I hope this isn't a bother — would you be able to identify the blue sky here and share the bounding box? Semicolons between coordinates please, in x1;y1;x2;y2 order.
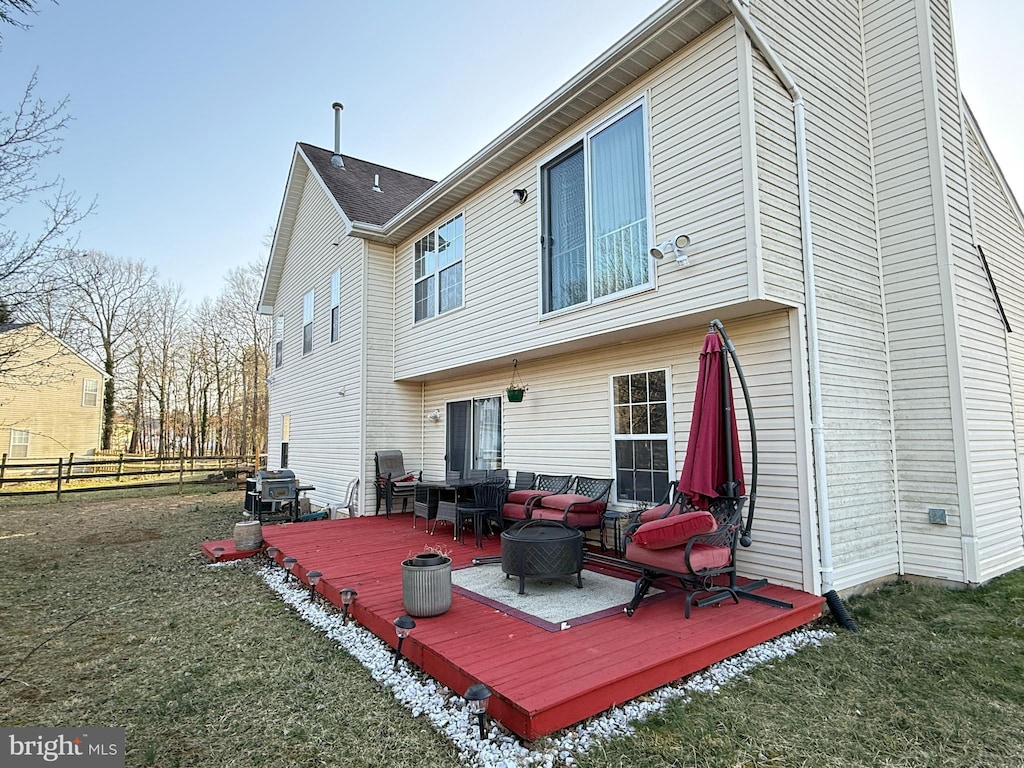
2;1;1021;306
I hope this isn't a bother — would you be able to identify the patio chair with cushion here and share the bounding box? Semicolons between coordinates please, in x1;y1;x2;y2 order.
374;450;419;518
500;473;572;527
622;495;793;618
530;476;614;532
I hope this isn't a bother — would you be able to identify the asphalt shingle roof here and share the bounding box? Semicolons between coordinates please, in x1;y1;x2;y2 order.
299;143;436;227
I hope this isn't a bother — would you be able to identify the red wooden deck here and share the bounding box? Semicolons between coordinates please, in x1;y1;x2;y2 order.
202;515;823;741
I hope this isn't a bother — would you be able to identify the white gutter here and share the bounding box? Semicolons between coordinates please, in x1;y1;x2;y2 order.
728;0;834;594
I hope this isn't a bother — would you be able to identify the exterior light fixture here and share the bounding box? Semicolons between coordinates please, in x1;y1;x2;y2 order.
211;546;225;562
340;588;358;625
512;188;528;203
393;615;416;668
265;546;280;569
649;233;692;265
426;409;441;423
283;556;297;582
464;683;493;740
306;569;322;600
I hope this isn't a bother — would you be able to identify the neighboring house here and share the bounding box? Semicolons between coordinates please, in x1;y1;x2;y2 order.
258;0;1024;599
0;324;105;459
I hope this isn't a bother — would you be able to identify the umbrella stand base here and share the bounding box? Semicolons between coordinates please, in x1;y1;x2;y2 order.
694;579;794;611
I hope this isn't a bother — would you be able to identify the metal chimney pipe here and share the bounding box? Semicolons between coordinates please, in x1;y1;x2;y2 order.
331;102;345;169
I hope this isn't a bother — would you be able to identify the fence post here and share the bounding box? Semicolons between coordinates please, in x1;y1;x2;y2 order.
117;452;124;481
56;457;64;502
178;449;184;494
66;452;75;484
0;452;6;490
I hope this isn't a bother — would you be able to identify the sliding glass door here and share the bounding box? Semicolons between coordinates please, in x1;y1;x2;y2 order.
446;396;502;476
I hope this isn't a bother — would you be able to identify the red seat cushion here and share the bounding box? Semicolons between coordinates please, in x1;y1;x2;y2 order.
506;489;554;504
531;507;602;528
637;504;679;524
630;510;717;550
502;503;530;520
624;541;731;572
535;493;606;514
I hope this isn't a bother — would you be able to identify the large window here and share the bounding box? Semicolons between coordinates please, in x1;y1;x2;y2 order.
10;429;29;459
302;290;314;355
82;378;99;407
542;102;650;313
329;269;341;343
612;369;671;504
414;214;464;322
446;396;502;475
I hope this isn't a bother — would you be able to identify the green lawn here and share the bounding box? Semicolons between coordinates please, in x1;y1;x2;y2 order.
2;489;1023;767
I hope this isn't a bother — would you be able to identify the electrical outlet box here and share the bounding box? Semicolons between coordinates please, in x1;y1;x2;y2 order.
928;507;947;525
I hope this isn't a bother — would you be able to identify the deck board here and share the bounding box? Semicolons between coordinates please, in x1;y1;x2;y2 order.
203;514;823;740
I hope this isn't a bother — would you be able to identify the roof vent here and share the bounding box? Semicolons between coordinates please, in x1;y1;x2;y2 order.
372;173;382;193
331;102;345;169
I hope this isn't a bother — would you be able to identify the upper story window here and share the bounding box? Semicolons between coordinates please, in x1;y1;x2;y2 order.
82;378;99;407
274;316;284;369
542;101;651;314
414;214;464;322
302;290;314;355
612;368;671;504
329;269;341;343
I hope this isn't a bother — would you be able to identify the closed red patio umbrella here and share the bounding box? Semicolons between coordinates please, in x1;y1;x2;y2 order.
678;329;745;510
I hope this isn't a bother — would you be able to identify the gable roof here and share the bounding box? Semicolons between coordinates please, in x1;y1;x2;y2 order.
298;143;435;227
258;0;730;313
0;322;107;379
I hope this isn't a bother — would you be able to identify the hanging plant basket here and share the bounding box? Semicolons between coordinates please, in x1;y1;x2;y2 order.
506;358;528;403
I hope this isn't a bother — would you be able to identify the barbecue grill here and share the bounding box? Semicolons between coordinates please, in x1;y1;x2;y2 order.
254;469;298;520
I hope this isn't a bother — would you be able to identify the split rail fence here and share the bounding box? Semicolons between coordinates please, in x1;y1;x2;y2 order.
0;452;266;501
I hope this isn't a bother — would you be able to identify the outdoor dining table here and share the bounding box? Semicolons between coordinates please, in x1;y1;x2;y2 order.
414;479;476;535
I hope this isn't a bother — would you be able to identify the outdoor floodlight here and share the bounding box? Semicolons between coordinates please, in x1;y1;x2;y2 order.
649;233;692;264
426;409;441;423
340;588;358;625
512;188;528;203
464;683;493;740
393;615;416;668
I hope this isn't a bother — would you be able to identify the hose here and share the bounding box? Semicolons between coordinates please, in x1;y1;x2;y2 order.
824;589;859;631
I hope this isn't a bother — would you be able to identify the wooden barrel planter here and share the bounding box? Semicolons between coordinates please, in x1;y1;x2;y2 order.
233;521;263;552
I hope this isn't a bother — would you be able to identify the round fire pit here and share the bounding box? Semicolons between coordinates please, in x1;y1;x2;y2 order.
501;520;584;595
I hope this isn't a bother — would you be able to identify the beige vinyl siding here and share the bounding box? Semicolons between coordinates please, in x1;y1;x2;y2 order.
392;21;750;381
0;327;103;458
266;173;365;510
753;50;803;306
363;240;423;513
751;0;895;590
965;125;1024;579
420;310;811;591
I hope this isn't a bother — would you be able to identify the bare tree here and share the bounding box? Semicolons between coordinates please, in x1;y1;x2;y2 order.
140;281;187;454
62;250;155;450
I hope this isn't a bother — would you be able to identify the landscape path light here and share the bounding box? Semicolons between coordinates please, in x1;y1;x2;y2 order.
340;588;358;625
393;615;416;669
464;683;493;740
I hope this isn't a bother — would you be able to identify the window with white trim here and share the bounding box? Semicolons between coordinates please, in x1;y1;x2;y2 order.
82;378;99;407
329;269;341;343
302;290;313;355
274;316;284;369
10;429;29;459
612;369;671;504
542;101;651;313
414;214;464;322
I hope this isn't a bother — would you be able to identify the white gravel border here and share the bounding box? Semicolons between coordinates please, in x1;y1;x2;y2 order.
239;561;833;768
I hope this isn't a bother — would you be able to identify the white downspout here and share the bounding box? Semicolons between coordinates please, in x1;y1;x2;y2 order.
728;0;835;594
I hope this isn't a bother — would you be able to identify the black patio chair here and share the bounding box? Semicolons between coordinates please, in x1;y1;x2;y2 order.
455;479;510;548
374;450;418;518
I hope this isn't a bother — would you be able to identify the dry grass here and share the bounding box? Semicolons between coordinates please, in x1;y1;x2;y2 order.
3;489;1024;767
0;488;458;768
